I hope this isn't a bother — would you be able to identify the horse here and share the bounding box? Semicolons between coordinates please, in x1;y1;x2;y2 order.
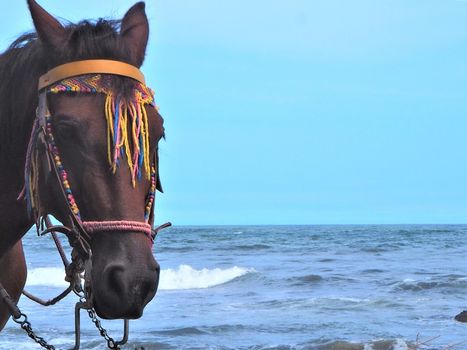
0;0;165;334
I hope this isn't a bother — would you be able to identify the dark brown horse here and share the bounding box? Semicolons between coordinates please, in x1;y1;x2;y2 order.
0;0;164;330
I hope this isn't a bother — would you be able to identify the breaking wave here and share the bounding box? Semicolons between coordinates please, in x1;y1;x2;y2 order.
25;264;254;290
26;267;68;288
393;275;467;292
159;264;254;290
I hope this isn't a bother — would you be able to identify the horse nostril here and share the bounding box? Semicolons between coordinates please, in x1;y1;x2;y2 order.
103;264;126;294
100;263;158;299
154;260;160;274
140;280;153;299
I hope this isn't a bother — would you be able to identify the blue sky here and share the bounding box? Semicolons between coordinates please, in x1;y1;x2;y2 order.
0;1;466;224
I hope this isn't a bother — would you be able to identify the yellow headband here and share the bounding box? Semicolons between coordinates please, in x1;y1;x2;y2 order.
38;59;145;91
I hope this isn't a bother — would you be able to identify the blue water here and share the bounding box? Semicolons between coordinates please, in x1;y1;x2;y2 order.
1;225;466;349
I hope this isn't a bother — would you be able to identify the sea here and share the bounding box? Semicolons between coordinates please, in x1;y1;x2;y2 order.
1;225;466;350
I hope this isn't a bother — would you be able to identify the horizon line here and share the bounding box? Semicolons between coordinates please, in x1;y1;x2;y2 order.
165;223;467;227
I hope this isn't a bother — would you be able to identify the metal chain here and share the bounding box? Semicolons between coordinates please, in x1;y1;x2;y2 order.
13;305;122;350
85;304;120;350
13;313;56;350
7;284;120;350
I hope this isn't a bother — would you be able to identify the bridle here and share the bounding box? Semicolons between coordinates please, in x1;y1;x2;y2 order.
0;59;171;349
23;59;164;254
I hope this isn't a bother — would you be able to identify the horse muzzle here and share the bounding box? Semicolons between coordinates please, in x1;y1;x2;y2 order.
92;260;160;319
86;227;160;320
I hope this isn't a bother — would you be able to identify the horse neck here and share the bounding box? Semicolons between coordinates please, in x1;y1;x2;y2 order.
0;45;45;181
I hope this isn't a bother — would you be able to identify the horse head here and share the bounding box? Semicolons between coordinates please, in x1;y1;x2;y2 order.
25;0;165;319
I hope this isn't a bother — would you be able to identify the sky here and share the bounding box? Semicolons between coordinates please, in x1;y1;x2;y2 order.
0;1;466;225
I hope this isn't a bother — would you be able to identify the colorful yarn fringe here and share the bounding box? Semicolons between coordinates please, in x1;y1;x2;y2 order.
21;74;157;220
49;74;155;186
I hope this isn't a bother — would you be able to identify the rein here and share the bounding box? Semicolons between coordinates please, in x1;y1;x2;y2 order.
1;59;171;350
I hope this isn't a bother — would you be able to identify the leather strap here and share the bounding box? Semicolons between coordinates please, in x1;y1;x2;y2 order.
38;59;145;90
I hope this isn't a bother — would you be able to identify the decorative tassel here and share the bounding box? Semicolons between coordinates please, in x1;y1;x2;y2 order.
50;74;154;185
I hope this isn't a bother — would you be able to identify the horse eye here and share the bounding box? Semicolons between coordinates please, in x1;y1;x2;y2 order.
53;117;81;141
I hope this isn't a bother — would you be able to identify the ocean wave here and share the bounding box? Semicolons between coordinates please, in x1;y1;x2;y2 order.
216;244;272;251
361;269;386;274
159;264;255;290
158;246;196;253
26;267;68;287
393;276;467;292
293;339;409;350
299;338;412;350
360;243;403;253
288;274;323;285
25;264;255;290
156;326;206;336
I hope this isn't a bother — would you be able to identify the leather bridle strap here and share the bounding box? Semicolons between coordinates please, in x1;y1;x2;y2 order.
38;59;146;90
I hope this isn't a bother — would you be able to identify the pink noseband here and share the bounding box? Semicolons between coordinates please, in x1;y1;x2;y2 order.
82;220;153;243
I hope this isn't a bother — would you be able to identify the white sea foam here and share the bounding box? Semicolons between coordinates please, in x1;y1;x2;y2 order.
159;264;254;290
392;338;409;350
362;340;409;350
26;267;68;287
362;339;408;350
25;264;253;290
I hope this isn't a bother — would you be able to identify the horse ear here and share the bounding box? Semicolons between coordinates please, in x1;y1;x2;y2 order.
120;2;149;67
27;0;66;47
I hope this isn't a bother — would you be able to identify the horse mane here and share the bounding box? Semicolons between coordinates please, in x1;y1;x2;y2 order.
0;18;136;169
